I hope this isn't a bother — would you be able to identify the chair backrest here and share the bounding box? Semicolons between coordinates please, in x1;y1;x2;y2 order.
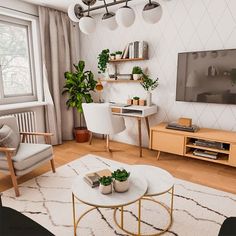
82;103;125;135
0;116;19;136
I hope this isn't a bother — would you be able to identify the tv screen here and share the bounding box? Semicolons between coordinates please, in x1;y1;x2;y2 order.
176;49;236;105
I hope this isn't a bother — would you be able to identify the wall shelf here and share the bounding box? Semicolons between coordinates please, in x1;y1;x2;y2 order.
101;79;141;83
109;58;147;63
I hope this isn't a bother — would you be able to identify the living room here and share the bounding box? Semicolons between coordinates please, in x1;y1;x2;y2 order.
0;0;236;235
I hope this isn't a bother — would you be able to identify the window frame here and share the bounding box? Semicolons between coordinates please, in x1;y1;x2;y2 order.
0;14;37;104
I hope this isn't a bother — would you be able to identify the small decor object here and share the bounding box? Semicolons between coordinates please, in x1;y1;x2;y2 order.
112;169;130;193
140;73;159;106
99;176;113;194
127;98;133;105
139;99;146;106
132;66;143;80
110;53;116;60
98;49;110;77
115;51;123;59
178;117;192;127
133;96;140;105
63;60;97;142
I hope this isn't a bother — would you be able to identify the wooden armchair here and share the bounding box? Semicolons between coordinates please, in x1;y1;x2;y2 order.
0;116;56;197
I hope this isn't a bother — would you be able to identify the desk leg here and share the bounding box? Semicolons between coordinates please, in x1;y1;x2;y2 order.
145;117;150;138
157;151;161;160
138;118;142;157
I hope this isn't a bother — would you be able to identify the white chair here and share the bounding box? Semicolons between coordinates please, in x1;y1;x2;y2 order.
0;116;55;197
82;103;126;151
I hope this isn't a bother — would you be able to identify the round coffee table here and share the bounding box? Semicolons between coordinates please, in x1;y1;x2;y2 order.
72;172;148;236
114;165;175;236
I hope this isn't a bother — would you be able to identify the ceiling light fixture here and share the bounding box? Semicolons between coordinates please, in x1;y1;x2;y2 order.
101;0;117;31
142;0;162;24
116;0;135;28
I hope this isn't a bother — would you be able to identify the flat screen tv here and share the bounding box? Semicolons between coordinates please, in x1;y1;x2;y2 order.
176;48;236;105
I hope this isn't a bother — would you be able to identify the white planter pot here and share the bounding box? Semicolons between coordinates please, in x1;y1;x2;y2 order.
99;184;112;195
146;91;152;106
110;55;116;60
116;54;122;60
133;74;142;80
113;179;129;193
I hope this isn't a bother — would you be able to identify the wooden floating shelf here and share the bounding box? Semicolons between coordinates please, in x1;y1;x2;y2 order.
100;79;141;83
109;58;147;63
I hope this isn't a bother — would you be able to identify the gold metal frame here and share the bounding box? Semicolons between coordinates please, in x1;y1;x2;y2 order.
72;186;174;236
113;186;174;236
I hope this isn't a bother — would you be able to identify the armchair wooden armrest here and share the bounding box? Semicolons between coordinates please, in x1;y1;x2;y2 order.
20;132;53;144
0;147;16;154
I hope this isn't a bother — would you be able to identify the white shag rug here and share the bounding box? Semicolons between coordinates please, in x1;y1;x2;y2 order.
2;154;236;236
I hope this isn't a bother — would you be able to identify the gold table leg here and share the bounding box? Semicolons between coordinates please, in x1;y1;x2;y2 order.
121;206;124;229
72;193;76;236
138;199;141;236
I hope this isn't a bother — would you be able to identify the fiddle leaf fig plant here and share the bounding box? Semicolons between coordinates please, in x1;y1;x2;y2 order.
62;60;97;113
98;49;110;74
112;169;130;182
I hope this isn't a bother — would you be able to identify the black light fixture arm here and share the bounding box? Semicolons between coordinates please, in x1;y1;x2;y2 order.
81;0;132;14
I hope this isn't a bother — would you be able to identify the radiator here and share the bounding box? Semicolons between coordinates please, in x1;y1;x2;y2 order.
12;111;37;143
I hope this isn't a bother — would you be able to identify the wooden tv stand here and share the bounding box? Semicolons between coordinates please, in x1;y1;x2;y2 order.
149;123;236;167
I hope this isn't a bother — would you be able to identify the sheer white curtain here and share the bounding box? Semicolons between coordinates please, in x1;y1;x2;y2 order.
38;6;80;144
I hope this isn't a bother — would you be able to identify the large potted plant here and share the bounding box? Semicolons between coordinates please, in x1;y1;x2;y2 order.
63;60;97;142
140;73;159;106
98;49;110;78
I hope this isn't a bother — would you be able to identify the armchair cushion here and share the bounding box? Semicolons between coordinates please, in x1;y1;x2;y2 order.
0;143;53;173
0;125;20;153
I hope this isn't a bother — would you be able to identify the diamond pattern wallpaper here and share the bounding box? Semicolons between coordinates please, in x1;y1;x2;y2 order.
80;0;236;147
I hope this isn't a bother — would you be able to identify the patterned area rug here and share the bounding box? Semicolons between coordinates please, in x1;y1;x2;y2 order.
2;154;236;236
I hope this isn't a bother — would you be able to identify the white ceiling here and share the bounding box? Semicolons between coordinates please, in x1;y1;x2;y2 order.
21;0;144;13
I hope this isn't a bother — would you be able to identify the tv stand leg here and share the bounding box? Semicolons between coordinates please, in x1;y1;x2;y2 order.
157;151;161;160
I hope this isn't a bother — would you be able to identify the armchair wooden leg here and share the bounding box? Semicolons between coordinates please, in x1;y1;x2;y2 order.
50;159;56;173
89;132;93;145
6;152;19;197
106;135;110;152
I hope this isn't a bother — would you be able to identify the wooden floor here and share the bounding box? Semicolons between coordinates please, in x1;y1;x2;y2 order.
1;138;236;194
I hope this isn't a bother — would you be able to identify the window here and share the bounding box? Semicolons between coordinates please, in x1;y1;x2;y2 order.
0;15;36;104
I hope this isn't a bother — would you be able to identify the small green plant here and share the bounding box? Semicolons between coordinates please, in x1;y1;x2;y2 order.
98;49;110;74
99;176;113;186
140;73;159;91
133;96;140;100
110;53;116;57
132;66;143;74
116;51;122;55
112;169;130;182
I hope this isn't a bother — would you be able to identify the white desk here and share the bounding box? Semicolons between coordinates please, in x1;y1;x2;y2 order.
111;105;157;157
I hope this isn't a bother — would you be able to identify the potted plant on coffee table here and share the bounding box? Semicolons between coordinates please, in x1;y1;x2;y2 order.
140;73;159;106
63;60;97;143
132;66;143;80
112;169;130;193
99;176;113;194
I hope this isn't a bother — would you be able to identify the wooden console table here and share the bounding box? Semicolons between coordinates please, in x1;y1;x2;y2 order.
111;105;157;157
149;123;236;167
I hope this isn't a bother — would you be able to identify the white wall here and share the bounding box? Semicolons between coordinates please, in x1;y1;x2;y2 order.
80;0;236;147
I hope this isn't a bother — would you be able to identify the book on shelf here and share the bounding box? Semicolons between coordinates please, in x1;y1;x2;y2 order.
193;149;218;160
83;169;112;188
122;41;149;59
194;139;225;150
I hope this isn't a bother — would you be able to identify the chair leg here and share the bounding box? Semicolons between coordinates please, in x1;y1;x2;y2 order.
50;159;56;173
89;132;93;145
106;135;111;152
6;152;20;197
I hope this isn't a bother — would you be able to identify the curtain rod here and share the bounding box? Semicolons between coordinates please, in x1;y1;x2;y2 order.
0;6;39;18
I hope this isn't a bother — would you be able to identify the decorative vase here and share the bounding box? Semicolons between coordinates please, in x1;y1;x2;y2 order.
116;54;122;60
113;179;129;193
110;55;116;60
133;74;142;80
99;184;112;195
146;91;152;106
127;99;133;105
